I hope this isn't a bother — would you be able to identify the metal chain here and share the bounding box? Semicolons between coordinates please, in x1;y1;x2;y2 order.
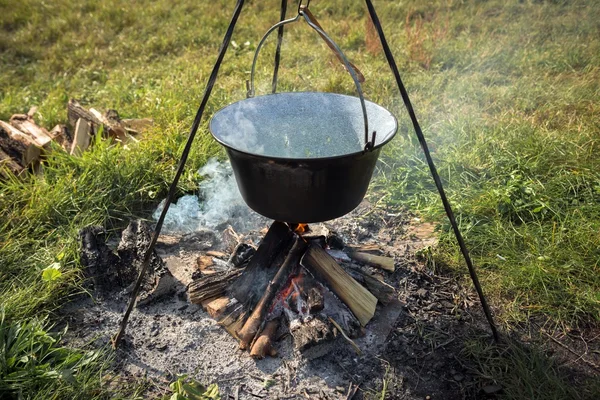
363;0;499;342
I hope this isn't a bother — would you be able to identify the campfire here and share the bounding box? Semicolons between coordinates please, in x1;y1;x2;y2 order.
189;221;396;360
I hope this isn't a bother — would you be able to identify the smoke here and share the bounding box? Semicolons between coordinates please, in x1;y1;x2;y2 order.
152;158;265;234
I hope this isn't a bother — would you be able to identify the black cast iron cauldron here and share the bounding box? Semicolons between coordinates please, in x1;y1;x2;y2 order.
208;8;398;223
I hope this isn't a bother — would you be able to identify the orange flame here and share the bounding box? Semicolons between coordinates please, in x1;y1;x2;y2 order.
293;223;309;235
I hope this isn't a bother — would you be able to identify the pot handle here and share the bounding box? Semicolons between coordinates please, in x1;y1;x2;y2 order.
248;4;376;151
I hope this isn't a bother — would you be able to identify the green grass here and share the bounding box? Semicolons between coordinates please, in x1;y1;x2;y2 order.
1;0;599;398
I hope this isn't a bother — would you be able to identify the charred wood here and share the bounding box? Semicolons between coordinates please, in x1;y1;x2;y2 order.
189;269;243;305
218;302;248;339
237;236;307;349
231;221;293;307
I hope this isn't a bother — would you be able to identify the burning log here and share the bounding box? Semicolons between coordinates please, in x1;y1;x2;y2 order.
231;221;293;307
189;269;243;304
301;244;377;327
237;236;307;349
249;318;279;359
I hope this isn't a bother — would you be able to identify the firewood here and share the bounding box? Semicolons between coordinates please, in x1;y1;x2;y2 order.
0;148;23;177
301;245;377;327
250;319;279;359
347;251;395;272
9;114;53;147
0;121;41;165
231;221;293;307
70;118;92;156
288;313;335;358
189;269;243;304
218;302;248;339
206;250;227;258
346;243;382;254
346;267;396;305
49;124;72;152
196;255;214;271
90;108;127;142
201;296;232;318
237;236;307;349
67;99;102;130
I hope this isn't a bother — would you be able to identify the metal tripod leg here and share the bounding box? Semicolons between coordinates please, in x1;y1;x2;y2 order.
364;0;499;342
271;0;288;93
112;0;247;349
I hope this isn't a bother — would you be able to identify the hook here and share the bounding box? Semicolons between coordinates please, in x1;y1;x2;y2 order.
298;0;311;14
364;131;377;152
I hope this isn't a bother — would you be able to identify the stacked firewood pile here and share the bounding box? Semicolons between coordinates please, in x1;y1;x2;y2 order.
0;99;152;178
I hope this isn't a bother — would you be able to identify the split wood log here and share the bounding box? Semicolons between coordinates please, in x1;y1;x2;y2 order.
70;119;92;156
348;251;395;272
201;296;232;318
218;302;248;339
49;124;72;152
237;236;307;349
9;114;53;147
346;267;396;305
189;268;243;305
301;244;377;327
231;221;293;307
0;121;41;165
250;318;279;359
90;108;127;142
0;148;23;177
67;99;102;131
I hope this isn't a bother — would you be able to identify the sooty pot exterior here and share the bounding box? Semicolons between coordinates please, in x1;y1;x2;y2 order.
225;147;381;223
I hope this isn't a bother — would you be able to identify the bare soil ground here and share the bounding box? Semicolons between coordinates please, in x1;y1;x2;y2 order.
60;200;599;399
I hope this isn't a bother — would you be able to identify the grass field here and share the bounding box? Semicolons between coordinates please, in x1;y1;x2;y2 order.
1;0;599;398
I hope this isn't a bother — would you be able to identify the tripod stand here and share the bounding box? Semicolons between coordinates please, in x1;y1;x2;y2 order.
113;0;499;347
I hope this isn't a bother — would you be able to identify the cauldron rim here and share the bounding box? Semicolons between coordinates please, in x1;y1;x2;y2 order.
209;91;398;162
